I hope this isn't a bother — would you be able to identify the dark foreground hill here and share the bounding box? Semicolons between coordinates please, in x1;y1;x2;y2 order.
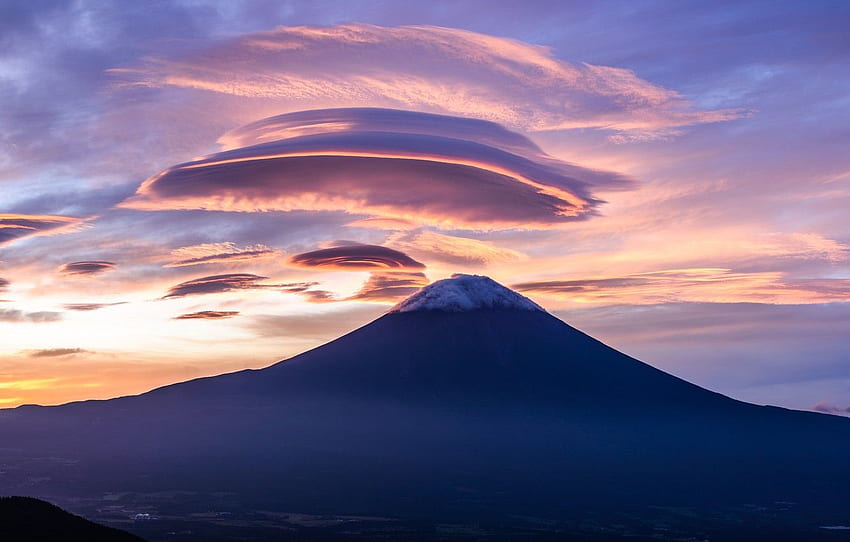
0;496;144;542
2;275;850;540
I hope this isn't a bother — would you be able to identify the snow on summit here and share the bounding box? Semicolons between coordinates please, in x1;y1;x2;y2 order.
389;274;545;313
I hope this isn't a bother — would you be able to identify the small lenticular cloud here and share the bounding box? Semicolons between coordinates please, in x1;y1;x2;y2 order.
59;261;117;276
290;244;425;270
174;310;240;320
163;273;316;299
165;242;280;267
0;213;86;247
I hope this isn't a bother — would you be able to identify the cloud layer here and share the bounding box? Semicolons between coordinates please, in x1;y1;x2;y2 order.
122;108;632;230
123;23;746;139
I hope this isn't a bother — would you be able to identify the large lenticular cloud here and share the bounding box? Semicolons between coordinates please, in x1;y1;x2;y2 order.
121;108;632;230
123;23;746;139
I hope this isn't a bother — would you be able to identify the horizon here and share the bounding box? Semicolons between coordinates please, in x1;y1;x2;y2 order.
1;1;849;416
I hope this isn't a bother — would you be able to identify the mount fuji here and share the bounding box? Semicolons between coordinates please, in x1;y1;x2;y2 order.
2;275;850;540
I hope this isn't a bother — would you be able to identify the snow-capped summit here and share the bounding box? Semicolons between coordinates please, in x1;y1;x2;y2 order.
389;274;545;313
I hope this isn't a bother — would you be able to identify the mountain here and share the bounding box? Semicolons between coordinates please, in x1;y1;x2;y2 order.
0;496;145;541
2;274;850;540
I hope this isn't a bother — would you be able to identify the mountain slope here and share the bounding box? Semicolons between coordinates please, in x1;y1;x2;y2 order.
1;275;849;537
0;497;145;542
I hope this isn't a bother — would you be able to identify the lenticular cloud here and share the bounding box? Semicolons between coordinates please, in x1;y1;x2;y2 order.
121;108;632;230
125;23;746;138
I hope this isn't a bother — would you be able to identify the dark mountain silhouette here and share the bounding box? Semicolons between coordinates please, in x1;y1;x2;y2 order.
2;275;850;540
0;496;144;541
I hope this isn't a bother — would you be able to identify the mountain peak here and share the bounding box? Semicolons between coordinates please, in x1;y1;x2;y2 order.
389;274;545;313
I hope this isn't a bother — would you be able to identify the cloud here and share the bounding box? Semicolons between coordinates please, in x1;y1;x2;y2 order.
121;108;632;230
163;273;315;299
247;305;386;341
0;213;86;247
812;402;850;415
122;23;746;139
387;230;524;267
514;268;850;305
174;310;240;320
27;348;89;358
0;278;8;291
348;271;429;302
0;309;62;323
165;242;281;267
346;217;418;231
290;243;424;270
58;260;117;276
63;302;126;311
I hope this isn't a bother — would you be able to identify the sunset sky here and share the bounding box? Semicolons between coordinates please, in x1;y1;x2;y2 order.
1;1;848;412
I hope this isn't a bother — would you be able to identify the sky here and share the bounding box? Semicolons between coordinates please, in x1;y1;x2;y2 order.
1;0;849;413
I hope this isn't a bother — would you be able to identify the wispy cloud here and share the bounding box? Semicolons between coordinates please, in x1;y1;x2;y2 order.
386;230;524;267
165;242;281;267
0;213;86;247
174;310;240;320
63;302;126;311
27;347;89;358
162;273;315;299
347;271;429;302
120;23;747;139
0;308;62;323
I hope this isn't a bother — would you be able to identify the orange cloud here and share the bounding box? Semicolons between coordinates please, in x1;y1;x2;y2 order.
386;230;524;267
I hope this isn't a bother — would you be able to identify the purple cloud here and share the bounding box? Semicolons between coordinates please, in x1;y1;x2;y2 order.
121;108;632;230
58;261;117;276
174;310;240;320
63;302;126;312
163;273;316;299
348;271;429;302
28;348;88;358
0;213;85;247
0;308;62;323
291;243;425;270
165;243;281;267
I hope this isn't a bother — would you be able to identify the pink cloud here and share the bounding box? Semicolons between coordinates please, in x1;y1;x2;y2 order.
121;108;631;230
118;24;748;139
0;213;86;247
290;244;424;270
